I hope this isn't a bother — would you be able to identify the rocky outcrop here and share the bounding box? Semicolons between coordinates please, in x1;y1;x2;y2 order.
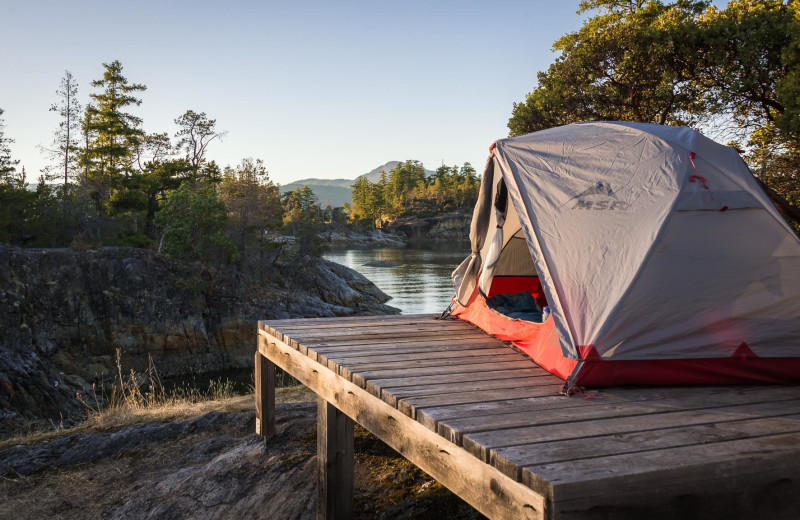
317;224;407;246
388;211;471;241
0;244;398;434
0;402;482;519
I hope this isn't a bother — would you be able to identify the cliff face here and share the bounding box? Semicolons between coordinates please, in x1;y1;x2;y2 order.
0;244;398;434
387;211;471;241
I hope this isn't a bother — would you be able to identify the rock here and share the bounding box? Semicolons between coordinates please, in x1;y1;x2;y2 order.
0;401;482;519
312;224;408;247
0;244;400;434
387;211;472;241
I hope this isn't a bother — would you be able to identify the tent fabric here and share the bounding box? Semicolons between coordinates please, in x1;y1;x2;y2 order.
452;121;800;387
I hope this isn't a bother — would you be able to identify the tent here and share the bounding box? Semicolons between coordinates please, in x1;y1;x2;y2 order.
451;121;800;388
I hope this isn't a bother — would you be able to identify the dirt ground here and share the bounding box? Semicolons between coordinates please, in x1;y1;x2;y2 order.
0;387;484;520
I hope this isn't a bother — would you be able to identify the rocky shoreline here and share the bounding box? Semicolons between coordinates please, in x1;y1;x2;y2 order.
0;244;398;435
271;211;472;248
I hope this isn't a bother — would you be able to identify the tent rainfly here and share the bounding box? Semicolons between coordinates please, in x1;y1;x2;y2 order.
451;121;800;389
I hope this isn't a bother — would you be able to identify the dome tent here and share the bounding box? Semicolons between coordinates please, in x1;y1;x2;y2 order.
451;121;800;388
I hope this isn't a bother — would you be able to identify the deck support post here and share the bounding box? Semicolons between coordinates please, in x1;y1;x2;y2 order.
317;397;354;520
254;349;275;437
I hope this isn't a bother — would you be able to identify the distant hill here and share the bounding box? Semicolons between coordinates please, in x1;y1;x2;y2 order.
279;178;353;207
279;161;435;208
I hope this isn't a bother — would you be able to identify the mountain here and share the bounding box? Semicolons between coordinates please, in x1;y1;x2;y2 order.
279;178;354;207
279;161;436;208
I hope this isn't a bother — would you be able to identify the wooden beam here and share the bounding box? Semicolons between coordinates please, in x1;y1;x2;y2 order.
317;397;354;520
258;329;547;520
254;348;276;437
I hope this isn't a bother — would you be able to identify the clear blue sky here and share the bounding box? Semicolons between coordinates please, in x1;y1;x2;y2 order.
1;1;591;185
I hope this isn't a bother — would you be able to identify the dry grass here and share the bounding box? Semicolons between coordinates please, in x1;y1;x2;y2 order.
0;350;314;451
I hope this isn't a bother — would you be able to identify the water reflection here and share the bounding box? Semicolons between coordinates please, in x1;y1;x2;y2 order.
324;242;471;314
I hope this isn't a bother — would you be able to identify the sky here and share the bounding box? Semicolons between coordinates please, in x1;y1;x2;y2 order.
0;1;591;185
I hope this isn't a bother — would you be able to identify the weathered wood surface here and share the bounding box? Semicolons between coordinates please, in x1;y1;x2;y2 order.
317;397;354;520
258;314;800;519
254;350;275;437
257;329;546;520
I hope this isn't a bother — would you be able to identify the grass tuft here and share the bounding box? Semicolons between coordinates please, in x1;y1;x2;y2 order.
0;350;314;451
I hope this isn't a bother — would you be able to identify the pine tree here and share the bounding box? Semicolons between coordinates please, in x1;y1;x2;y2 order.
41;71;82;185
0;108;22;186
174;110;226;178
86;60;146;191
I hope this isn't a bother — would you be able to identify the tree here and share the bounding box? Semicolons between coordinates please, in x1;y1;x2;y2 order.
0;108;21;185
388;160;427;211
174;110;226;178
507;0;800;223
219;158;282;252
350;174;389;227
41;71;82;185
777;1;800;141
699;1;793;135
509;0;710;135
155;181;238;296
86;60;147;191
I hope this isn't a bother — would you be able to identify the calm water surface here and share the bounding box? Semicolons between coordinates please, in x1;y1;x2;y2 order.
324;242;471;314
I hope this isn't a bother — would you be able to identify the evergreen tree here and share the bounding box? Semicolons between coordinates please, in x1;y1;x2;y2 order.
86;60;147;192
219;158;282;252
155;181;238;296
41;71;82;185
0;108;21;186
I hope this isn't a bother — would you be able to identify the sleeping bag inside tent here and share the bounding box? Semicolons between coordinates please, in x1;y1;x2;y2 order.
451;121;800;388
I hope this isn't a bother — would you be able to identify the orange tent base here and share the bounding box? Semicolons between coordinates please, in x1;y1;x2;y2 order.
452;296;800;387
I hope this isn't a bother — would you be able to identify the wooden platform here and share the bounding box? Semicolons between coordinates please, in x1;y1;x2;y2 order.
256;314;800;519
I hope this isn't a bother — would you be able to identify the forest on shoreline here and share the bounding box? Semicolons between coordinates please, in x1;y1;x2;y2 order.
1;0;799;267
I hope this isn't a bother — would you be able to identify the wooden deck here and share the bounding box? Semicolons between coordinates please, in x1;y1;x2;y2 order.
256;314;800;519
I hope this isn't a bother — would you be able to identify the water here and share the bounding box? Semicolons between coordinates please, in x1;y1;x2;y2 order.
168;242;472;392
324;242;471;314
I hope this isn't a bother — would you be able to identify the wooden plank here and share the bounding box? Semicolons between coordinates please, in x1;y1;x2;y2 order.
277;319;474;334
416;385;773;433
323;347;514;366
260;313;441;330
399;384;564;419
317;396;354;520
463;398;800;462
366;367;551;396
296;332;493;349
531;431;800;520
254;349;276;437
437;385;800;446
318;351;520;379
380;376;556;408
383;374;557;398
309;337;503;356
341;354;529;386
311;340;507;365
343;352;523;370
287;331;484;354
350;360;539;389
490;413;800;482
258;329;547;519
279;322;473;339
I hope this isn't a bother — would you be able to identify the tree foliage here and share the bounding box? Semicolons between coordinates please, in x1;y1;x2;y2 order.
175;110;226;177
155;181;238;294
219;158;283;253
86;60;147;190
350;160;480;227
509;0;800;217
0;108;21;185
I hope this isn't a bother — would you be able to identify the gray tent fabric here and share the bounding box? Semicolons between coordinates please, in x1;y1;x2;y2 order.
455;121;800;364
